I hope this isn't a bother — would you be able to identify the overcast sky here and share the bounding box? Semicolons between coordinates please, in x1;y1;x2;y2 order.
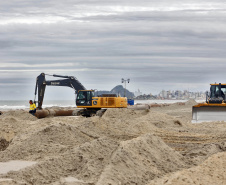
1;0;226;100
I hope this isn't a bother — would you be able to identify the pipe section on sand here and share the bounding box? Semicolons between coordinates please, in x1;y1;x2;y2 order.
35;109;75;119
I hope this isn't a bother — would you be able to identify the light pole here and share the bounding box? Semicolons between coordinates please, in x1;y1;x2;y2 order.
121;78;130;97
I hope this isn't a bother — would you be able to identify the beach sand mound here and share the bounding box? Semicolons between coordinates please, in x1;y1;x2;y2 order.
3;137;119;184
185;99;197;106
0;116;25;142
0;123;93;161
83;109;185;142
0;104;225;185
184;142;226;163
149;100;195;123
102;108;148;120
0;179;21;185
164;99;197;110
146;111;183;128
167;99;197;108
96;134;188;185
1;110;37;121
103;108;183;128
2;134;189;185
148;151;226;185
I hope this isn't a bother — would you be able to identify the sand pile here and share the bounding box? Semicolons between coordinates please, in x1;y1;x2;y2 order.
184;99;197;106
96;134;188;185
3;137;119;184
0;116;29;142
0;102;225;185
149;100;194;123
1;110;37;121
148;151;226;185
0;179;20;185
102;108;146;120
101;109;183;134
1;134;189;185
79;109;153;140
0;123;93;161
184;142;226;163
145;111;183;128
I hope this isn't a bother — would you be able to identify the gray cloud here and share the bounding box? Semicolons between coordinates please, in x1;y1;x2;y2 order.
0;0;226;99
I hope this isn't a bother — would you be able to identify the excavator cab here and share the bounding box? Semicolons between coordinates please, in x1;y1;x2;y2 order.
76;90;94;106
208;84;226;103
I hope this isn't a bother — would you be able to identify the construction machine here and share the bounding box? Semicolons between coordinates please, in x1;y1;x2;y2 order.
34;73;127;117
192;83;226;123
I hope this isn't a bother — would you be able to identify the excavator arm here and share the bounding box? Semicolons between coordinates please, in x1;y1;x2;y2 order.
34;73;86;109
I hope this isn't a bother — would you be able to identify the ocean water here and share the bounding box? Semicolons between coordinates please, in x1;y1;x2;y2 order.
0;99;204;110
0;100;76;110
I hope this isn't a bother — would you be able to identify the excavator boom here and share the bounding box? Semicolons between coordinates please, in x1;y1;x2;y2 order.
35;73;85;109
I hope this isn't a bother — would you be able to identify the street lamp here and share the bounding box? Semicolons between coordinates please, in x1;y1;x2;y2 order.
121;78;130;97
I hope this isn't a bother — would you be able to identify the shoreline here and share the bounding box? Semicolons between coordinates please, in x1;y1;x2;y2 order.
0;99;204;111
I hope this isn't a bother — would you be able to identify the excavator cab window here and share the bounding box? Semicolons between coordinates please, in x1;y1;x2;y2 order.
210;85;218;98
220;86;226;100
210;85;225;102
87;91;91;100
91;91;95;97
76;91;92;106
77;91;86;100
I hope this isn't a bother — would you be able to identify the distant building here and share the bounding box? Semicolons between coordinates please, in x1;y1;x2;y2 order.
157;89;206;100
159;90;167;99
134;89;142;97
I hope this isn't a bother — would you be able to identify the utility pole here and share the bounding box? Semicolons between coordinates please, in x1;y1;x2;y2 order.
121;78;130;97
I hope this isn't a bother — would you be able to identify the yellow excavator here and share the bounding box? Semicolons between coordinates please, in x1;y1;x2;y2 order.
34;73;127;117
192;83;226;123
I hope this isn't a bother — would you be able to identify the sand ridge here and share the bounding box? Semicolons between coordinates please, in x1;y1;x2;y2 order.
148;152;226;185
0;100;225;184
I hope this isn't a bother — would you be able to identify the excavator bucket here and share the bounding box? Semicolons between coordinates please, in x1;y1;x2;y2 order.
192;104;226;123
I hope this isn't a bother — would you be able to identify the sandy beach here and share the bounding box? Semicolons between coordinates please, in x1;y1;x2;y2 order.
0;100;225;185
